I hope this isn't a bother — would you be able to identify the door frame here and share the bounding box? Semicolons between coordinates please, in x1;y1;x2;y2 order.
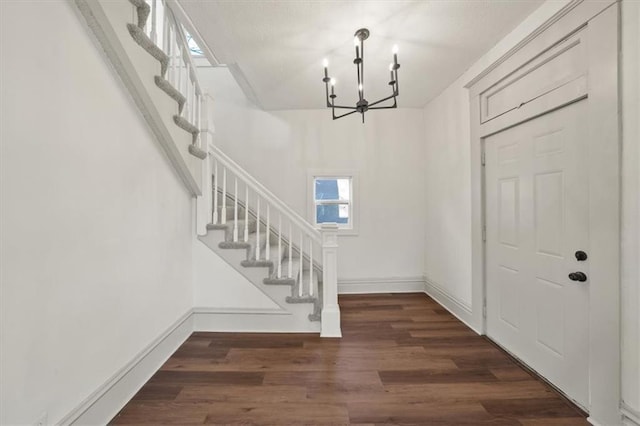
467;1;620;425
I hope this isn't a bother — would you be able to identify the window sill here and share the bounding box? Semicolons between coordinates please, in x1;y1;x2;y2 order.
315;226;359;236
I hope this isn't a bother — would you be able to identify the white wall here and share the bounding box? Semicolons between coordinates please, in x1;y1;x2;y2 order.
198;68;427;283
0;2;194;424
621;0;640;421
422;85;473;305
422;0;573;309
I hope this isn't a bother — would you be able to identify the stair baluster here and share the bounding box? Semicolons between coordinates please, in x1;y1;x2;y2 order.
277;215;282;279
162;4;169;52
186;76;191;122
149;0;157;43
309;239;313;297
177;44;183;98
256;197;261;261
233;177;238;242
169;27;176;86
244;185;249;242
288;222;293;278
197;93;202;149
167;26;173;84
212;159;218;224
221;167;226;224
191;76;195;124
190;78;195;123
185;63;191;119
299;232;303;297
265;204;270;261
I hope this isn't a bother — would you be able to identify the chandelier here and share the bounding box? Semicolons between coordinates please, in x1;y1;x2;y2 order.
322;28;400;123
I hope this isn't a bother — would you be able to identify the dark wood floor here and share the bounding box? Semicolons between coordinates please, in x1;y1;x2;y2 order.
111;293;588;425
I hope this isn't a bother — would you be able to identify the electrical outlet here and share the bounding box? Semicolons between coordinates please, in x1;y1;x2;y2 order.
34;412;47;426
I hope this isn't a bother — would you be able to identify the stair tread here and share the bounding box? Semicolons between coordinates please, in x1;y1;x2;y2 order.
241;259;273;267
208;218;256;231
263;277;296;285
223;229;265;242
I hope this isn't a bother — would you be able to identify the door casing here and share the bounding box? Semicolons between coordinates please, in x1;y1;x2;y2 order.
467;1;620;424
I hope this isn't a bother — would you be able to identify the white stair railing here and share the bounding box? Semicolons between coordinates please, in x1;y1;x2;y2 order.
208;146;341;337
138;0;205;155
210;150;320;285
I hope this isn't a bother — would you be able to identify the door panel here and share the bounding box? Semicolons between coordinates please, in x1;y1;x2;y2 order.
485;100;589;408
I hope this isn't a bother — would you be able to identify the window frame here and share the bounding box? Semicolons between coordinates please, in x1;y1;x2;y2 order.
307;170;358;236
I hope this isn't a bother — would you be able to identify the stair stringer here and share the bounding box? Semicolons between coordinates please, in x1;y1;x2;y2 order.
73;0;202;195
198;230;320;333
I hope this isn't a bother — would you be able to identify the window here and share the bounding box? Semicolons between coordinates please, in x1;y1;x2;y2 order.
309;172;357;234
185;33;203;56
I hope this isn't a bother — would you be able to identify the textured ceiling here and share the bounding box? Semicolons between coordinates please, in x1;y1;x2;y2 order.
178;0;544;110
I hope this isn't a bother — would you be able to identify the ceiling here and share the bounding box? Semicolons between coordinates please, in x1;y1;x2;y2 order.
178;0;544;110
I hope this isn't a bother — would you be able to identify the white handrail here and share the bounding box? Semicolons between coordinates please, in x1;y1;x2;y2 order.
164;5;202;96
209;144;322;244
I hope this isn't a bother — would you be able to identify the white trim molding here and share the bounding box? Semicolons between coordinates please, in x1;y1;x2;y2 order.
59;306;321;424
338;276;425;294
464;0;583;89
60;311;194;425
620;0;640;423
192;307;320;333
423;276;478;334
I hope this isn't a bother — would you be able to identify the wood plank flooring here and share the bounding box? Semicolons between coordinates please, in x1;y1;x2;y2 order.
111;293;588;425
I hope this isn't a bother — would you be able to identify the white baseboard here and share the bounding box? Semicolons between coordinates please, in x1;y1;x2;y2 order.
587;417;609;426
59;306;320;425
622;403;640;426
338;276;425;294
60;310;193;425
193;307;320;333
59;278;482;424
423;276;479;333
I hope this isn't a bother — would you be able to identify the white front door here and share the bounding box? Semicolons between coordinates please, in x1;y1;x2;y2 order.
484;99;589;408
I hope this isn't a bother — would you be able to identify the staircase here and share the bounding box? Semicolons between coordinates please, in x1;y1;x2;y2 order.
200;145;340;334
74;0;341;336
201;193;323;326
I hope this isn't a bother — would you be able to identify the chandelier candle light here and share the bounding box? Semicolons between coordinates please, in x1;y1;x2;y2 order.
322;28;400;123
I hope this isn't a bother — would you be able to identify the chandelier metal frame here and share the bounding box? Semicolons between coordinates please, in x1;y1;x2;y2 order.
322;28;400;123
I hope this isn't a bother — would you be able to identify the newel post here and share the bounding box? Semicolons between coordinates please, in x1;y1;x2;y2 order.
321;223;341;337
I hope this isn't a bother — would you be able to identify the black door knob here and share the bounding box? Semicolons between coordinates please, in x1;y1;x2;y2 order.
575;251;588;261
568;272;588;282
